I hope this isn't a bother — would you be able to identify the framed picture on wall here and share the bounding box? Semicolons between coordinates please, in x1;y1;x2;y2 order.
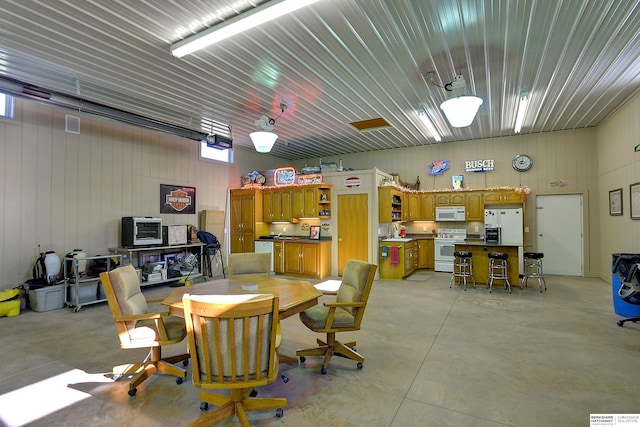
630;182;640;220
609;188;623;216
309;225;320;240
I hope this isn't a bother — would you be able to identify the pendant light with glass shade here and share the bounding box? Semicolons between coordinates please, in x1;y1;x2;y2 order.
425;71;483;128
250;102;287;153
439;73;483;127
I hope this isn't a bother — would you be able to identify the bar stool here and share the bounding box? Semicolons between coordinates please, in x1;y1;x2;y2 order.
450;251;475;290
521;252;546;292
487;252;511;293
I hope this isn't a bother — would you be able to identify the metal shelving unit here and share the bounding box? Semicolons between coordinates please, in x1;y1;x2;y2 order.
64;254;121;312
109;243;204;287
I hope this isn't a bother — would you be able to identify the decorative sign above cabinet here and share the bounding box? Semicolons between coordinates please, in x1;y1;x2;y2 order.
274;167;296;186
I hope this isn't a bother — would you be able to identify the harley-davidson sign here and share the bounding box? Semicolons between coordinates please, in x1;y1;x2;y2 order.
160;184;196;214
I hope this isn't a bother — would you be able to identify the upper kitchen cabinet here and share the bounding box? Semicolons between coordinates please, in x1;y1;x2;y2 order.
291;184;332;219
420;193;436;220
230;188;268;253
379;187;404;222
484;189;526;205
263;188;292;223
435;192;466;206
407;193;421;221
465;191;484;221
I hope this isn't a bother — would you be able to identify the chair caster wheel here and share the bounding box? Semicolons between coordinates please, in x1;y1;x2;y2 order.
176;377;183;384
299;356;306;363
320;368;327;375
200;402;208;411
357;362;363;370
281;374;289;383
128;388;137;396
249;388;258;397
183;359;189;366
276;408;284;418
617;320;624;327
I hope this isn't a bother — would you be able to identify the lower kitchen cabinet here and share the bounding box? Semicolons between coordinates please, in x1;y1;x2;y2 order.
276;240;331;279
379;240;419;280
417;239;434;269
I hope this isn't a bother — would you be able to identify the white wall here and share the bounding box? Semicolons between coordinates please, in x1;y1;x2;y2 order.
596;91;640;279
0;99;280;288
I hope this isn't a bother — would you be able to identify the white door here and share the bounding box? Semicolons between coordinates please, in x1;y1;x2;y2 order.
536;194;583;276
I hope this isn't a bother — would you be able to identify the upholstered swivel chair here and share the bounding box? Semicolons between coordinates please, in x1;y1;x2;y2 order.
227;252;271;279
182;293;286;427
296;259;377;374
100;264;189;396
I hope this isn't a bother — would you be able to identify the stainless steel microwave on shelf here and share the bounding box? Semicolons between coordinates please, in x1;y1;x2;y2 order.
121;217;163;247
435;206;466;221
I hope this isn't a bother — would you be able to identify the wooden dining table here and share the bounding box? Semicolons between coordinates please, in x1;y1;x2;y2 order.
162;276;322;364
161;276;322;320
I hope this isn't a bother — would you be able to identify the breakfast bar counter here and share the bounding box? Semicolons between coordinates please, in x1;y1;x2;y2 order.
454;243;519;286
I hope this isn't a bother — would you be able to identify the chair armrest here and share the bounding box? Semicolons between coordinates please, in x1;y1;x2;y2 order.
323;301;366;308
114;311;169;322
146;297;164;304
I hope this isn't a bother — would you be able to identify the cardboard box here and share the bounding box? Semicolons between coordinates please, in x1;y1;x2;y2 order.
28;284;65;312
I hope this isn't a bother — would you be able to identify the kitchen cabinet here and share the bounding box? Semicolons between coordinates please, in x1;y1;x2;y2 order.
417;239;434;269
273;241;284;274
405;240;418;274
465;191;484;221
407;193;421;221
435;192;466;206
230;189;268;253
290;184;332;219
279;240;331;279
379;240;417;279
263;188;292;223
483;189;525;205
379;187;404;222
420;193;436;220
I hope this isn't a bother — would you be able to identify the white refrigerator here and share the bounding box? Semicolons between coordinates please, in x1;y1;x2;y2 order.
484;208;524;271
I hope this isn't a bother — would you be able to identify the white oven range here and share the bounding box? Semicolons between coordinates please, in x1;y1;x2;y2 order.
434;229;467;273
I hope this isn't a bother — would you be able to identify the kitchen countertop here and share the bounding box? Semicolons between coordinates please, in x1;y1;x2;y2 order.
256;236;331;242
457;241;519;247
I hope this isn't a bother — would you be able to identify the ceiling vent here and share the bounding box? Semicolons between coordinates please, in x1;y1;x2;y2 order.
349;117;391;132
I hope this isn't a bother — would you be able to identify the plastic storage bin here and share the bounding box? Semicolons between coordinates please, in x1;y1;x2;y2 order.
28;284;65;312
67;283;98;304
611;253;640;317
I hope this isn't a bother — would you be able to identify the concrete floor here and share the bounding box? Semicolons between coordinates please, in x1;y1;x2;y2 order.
0;272;639;427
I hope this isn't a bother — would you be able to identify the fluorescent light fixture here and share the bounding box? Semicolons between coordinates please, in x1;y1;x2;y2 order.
250;115;278;153
514;92;529;133
439;73;483;127
418;107;441;141
171;0;322;57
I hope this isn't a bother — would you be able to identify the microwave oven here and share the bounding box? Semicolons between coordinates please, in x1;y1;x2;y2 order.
435;206;466;221
121;217;163;247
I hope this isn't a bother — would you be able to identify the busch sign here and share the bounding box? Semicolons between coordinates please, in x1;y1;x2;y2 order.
465;159;494;172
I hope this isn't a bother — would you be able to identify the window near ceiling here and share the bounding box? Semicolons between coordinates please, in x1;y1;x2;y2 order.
199;117;233;164
0;93;15;118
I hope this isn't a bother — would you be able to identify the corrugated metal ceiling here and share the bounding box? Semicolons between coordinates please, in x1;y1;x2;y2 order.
0;0;639;160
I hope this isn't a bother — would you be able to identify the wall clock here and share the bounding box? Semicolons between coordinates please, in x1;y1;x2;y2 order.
512;154;533;172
